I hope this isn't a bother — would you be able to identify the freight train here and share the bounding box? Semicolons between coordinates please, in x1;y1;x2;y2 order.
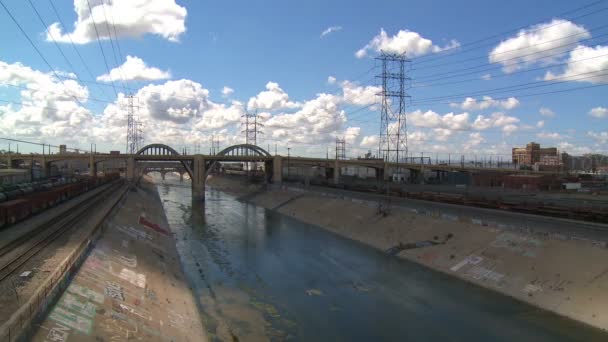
0;173;120;228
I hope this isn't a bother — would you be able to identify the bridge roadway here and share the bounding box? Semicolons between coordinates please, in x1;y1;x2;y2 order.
1;143;551;199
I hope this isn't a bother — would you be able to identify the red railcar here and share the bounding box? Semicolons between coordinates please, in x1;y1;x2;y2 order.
0;199;31;226
0;174;121;229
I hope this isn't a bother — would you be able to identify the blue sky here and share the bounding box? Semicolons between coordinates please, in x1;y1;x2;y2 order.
0;0;606;158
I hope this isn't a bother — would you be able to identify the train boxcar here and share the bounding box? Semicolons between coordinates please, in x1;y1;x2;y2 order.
0;199;31;228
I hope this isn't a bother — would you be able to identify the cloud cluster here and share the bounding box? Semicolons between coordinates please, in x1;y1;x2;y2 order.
408;109;520;135
544;44;608;84
489;19;589;72
450;96;520;111
356;29;459;58
589;106;608;118
247;82;301;111
47;0;187;44
97;55;170;82
0;60;93;141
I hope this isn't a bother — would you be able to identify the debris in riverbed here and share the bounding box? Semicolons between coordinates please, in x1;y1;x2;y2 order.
306;289;323;296
386;234;454;256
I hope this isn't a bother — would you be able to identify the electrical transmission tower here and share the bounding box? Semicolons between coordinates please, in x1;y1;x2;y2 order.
242;111;263;146
335;137;346;160
125;94;143;154
376;52;411;163
210;135;220;155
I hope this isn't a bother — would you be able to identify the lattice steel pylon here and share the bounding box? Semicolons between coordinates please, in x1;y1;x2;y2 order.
376;52;411;163
125;94;140;154
335;137;346;160
242;110;263;146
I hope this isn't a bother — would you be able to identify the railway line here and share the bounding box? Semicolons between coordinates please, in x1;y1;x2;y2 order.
0;179;125;283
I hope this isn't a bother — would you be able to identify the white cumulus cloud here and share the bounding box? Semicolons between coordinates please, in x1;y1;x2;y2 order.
247;82;301;111
451;96;520;111
589;106;608;118
222;86;234;97
544;44;608;84
489;19;590;72
96;55;170;82
356;28;459;58
539;107;555;117
46;0;187;44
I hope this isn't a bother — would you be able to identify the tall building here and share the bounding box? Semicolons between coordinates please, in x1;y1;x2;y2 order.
59;144;67;154
512;142;558;166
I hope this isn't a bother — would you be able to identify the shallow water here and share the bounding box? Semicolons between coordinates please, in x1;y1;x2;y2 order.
155;175;607;341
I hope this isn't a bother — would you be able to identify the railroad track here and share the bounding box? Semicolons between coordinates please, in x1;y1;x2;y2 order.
0;180;126;282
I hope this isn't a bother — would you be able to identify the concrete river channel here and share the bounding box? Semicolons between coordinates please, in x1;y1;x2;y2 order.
155;175;607;341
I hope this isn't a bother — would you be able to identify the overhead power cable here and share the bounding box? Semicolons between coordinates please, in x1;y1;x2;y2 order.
47;0;112;102
85;0;118;97
413;52;608;88
413;23;608;72
414;34;608;82
0;0;88;107
412;68;608;104
411;0;607;63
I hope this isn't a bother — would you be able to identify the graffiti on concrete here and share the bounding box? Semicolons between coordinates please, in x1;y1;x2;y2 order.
66;284;105;304
466;266;506;287
118;268;147;288
58;293;97;318
44;323;71;342
104;281;125;301
490;232;542;257
450;255;483;272
49;306;93;335
113;249;138;268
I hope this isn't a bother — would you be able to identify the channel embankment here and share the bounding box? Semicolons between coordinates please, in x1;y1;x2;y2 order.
30;177;207;342
207;175;608;333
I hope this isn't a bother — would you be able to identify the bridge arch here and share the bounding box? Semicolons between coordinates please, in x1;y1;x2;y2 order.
136;144;193;179
205;144;272;180
216;144;272;158
136;144;182;156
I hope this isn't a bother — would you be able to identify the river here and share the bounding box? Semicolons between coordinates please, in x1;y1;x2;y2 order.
154;175;606;341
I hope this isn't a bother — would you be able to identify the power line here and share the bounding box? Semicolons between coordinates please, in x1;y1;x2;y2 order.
47;0;112;102
100;0;127;93
414;34;608;82
413;23;608;72
85;0;118;97
411;0;608;63
412;68;608;104
413;52;608;88
0;0;88;108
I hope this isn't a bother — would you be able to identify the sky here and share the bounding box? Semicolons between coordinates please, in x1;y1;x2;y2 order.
0;0;606;159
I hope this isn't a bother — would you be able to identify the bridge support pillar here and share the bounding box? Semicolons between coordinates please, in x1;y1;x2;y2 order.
41;156;50;179
161;171;166;180
7;153;12;168
333;159;340;185
272;156;282;184
192;156;206;200
89;155;96;177
127;157;135;181
180;172;184;182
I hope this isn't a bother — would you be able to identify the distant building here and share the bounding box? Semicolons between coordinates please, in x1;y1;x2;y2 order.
512;142;558;166
59;144;67;154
